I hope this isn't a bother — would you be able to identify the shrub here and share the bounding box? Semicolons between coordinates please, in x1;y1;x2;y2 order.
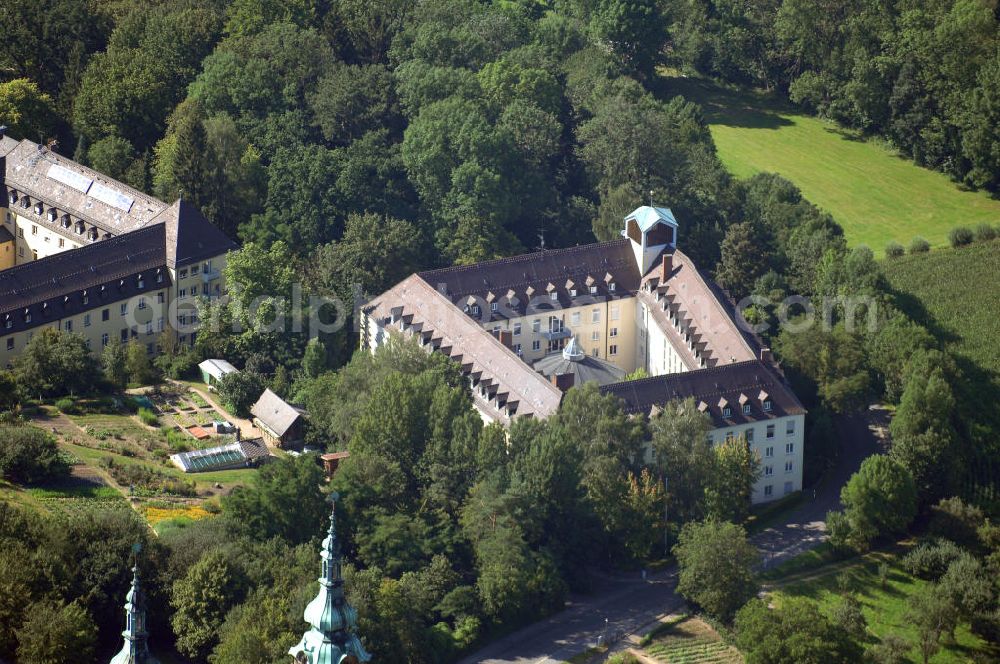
928;497;984;549
137;408;159;427
974;223;997;242
909;236;931;253
902;539;965;580
948;226;974;247
884;241;904;258
0;425;70;483
54;398;77;414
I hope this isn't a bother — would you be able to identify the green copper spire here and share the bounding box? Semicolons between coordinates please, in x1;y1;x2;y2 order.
110;544;160;664
289;492;372;664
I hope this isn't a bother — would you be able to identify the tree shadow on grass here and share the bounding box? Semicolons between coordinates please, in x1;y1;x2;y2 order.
650;75;794;130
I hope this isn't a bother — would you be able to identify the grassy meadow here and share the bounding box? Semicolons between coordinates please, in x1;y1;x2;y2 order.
657;76;1000;250
770;550;997;663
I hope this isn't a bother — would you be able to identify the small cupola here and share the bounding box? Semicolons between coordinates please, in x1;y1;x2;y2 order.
622;205;679;274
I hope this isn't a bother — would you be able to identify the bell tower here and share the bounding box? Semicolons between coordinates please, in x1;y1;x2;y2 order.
622;205;678;275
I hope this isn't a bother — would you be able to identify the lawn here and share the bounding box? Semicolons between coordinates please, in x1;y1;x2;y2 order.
657;76;1000;250
770;551;996;663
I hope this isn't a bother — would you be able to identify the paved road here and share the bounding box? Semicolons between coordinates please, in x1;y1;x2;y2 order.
461;409;884;664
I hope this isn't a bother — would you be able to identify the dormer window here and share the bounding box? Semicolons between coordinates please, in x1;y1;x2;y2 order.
491;302;498;312
723;406;732;418
47;208;57;222
156;272;163;283
137;278;145;290
8;192;16;205
589;285;597;294
61;214;71;228
570;289;577;297
743;403;751;414
763;399;773;412
24;311;31;323
20;197;30;209
472;305;480;315
609;282;616;292
34;202;43;215
549;292;558;301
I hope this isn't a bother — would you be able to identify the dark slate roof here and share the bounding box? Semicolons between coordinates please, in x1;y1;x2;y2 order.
417;239;641;321
0;224;170;334
533;339;625;387
151;199;237;268
238;437;272;462
600;359;805;428
0;225;12;243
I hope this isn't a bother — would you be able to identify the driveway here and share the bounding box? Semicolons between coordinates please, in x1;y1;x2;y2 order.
460;406;885;664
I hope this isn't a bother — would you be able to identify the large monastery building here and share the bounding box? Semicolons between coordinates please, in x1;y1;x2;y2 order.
0;131;236;367
362;206;806;504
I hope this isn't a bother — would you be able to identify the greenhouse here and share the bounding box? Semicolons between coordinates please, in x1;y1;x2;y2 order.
169;439;270;473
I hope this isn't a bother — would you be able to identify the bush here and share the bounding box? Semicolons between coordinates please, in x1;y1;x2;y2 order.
928;497;984;549
54;398;77;414
0;426;70;483
137;408;159;427
884;241;904;258
909;236;931;253
902;539;965;580
974;223;997;242
949;226;974;247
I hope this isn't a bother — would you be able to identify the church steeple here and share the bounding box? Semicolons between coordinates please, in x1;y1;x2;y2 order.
289;492;372;664
110;544;160;664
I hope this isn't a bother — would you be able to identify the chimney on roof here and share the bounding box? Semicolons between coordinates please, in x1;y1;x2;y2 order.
661;253;673;282
552;372;575;392
760;348;773;364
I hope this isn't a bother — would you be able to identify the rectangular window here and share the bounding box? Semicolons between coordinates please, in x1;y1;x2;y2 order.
591;348;599;357
589;285;597;294
610;304;620;320
609;282;616;291
179;288;186;299
532;319;541;333
591;330;599;341
743;403;751;414
514;343;522;353
102;309;109;322
191;265;200;275
549;292;558;301
785;443;794;455
513;323;521;336
179;269;188;278
764;465;773;477
610;327;618;338
609;344;618;356
156;318;164;332
31;225;37;235
531;340;541;351
64;320;72;332
120;329;128;342
471;305;479;315
786;420;795;435
146;322;153;336
764;485;773;497
5;338;13;350
137;298;146;310
785;461;793;473
101;333;109;347
59;238;64;248
765;446;774;458
745;428;754;442
120;303;128;316
491;302;498;311
571;312;581;326
766;424;775;439
157;292;165;304
83;314;90;327
592;308;600;323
